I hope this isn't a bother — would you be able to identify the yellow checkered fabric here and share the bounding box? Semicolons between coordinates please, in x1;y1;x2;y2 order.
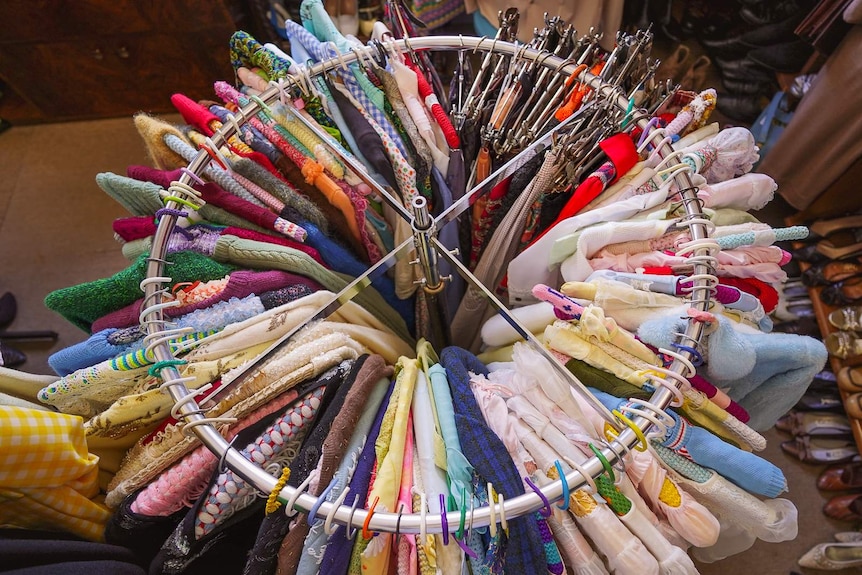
0;406;109;540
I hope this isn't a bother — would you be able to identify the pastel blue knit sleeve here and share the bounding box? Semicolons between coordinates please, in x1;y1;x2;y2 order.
589;388;787;498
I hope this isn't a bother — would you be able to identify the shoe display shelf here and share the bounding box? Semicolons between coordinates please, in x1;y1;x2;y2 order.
788;216;862;456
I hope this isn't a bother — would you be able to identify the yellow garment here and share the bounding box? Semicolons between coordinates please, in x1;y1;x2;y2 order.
133;113;189;170
358;357;418;575
0;367;57;404
577;305;659;365
105;331;363;507
86;429;151;492
545;321;652;387
182;290;413;365
385;203;420;300
84;341;271;439
416;340;447;471
546;322;750;448
0;407;109;541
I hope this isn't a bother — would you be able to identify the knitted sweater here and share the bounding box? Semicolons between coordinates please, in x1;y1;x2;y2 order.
89;269;322;334
45;251;237;332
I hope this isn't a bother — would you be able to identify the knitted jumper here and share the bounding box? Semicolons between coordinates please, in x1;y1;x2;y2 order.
127;165;303;243
89;269;322;333
112;216;325;265
45;251;237;332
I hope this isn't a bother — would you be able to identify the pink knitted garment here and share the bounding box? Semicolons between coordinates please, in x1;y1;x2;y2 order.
130;388;301;516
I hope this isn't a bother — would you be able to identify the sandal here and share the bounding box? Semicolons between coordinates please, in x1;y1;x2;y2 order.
775;411;852;438
780;436;859;464
839;367;862;394
816;240;862;260
829;306;862;332
810;214;862;239
802;259;862;287
821;275;862;307
825;331;862;360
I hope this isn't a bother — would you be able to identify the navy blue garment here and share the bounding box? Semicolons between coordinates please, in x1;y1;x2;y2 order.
440;347;549;575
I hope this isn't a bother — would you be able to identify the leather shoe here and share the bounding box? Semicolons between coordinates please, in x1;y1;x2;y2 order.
835;532;862;543
799;540;862;569
793;243;831;265
775;411;852;438
844;392;862;419
781;436;859;464
716;57;775;83
839;367;862;394
823;493;862;522
818;462;862;491
722;76;777;96
821;275;862;308
802;260;862;287
700;12;802;58
716;92;769;123
795;389;845;411
0;292;16;328
0;342;26;368
748;40;815;74
740;0;809;27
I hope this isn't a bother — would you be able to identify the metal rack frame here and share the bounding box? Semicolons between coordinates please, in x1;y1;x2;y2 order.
140;35;715;536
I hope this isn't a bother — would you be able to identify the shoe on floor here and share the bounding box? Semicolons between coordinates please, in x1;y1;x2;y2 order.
821;275;862;307
795;389;844;412
839;367;862;394
825;331;862;360
781;436;859;464
829;306;862;332
0;292;16;328
776;411;852;437
799;541;862;569
716;92;769;124
0;342;26;368
844;393;862;420
835;531;862;543
802;260;862;287
824;493;862;522
748;39;814;74
818;461;862;491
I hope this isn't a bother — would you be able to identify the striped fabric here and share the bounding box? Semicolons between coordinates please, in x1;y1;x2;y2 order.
284;20;409;161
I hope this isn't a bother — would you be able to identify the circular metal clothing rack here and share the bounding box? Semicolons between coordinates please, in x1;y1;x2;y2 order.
140;35;717;537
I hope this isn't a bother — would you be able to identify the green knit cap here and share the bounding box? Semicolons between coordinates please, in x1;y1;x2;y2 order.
45;251;238;332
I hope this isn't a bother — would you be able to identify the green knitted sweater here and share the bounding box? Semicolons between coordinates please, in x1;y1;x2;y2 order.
45;251;237;332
